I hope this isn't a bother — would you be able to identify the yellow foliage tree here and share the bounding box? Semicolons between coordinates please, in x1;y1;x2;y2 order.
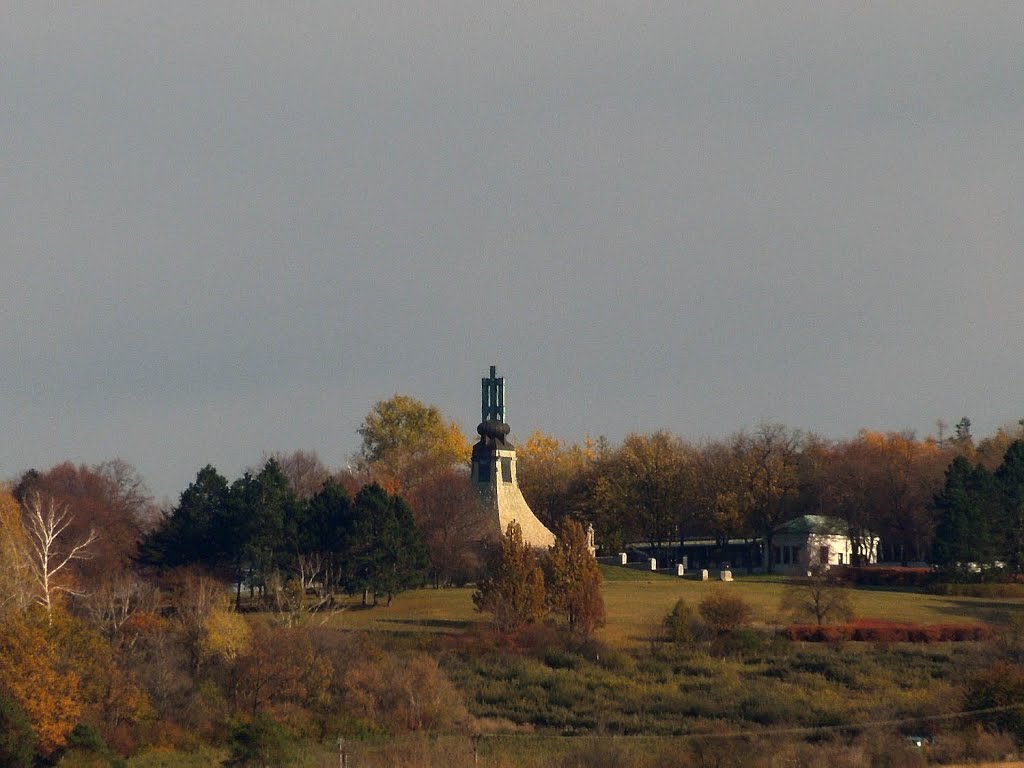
517;430;601;529
200;607;253;667
357;395;469;495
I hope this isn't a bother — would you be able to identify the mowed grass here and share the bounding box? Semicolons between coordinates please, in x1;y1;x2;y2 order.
323;565;1024;649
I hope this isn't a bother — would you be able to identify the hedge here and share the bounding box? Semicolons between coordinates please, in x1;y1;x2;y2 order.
783;619;992;643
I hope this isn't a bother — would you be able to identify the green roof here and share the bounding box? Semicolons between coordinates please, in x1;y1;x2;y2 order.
775;515;849;536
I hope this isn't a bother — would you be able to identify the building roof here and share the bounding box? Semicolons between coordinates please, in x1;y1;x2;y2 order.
775;515;849;536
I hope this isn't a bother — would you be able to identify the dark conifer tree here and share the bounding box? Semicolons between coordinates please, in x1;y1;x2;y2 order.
932;456;996;572
996;440;1024;574
137;465;231;571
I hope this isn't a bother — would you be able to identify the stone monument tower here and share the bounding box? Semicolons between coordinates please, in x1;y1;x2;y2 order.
472;366;556;548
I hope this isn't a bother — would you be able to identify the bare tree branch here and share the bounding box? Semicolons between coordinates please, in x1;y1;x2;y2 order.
20;491;99;621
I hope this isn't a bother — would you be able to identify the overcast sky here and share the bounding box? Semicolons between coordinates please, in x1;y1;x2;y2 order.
3;3;1022;502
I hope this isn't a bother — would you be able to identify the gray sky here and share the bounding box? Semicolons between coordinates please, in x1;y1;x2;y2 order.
3;3;1023;502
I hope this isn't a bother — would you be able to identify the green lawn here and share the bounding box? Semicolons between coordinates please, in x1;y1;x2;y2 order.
323;566;1024;650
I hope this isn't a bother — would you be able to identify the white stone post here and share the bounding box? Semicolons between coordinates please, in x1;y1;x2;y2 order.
618;552;627;565
676;563;685;577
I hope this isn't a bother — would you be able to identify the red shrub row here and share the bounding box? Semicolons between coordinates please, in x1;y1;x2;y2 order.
784;619;993;643
831;566;934;588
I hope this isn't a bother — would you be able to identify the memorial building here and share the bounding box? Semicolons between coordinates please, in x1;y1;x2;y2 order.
471;366;556;548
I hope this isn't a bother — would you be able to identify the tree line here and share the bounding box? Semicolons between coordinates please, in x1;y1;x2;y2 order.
140;461;429;607
515;417;1024;571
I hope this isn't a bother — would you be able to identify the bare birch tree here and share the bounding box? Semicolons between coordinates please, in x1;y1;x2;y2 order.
20;492;98;622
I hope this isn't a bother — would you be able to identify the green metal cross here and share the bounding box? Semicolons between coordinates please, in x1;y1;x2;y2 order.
481;365;505;423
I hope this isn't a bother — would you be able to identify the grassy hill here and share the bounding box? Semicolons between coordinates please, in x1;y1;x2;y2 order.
327;566;1019;650
121;571;1024;767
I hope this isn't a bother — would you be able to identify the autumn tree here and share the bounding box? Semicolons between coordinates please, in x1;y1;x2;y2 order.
342;651;470;732
357;395;469;495
230;622;332;721
593;431;694;549
78;572;160;647
732;423;803;573
692;440;749;550
0;487;32;616
857;430;946;564
95;458;161;531
166;567;233;675
975;421;1024;470
0;612;82;757
262;449;333;501
14;462;153;587
46;611;152;745
544;518;605;637
517;430;599;530
407;467;490;587
820;437;882;565
473;521;547;632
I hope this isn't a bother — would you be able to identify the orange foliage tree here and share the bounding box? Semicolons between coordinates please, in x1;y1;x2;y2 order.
230;622;333;724
473;522;547;632
0;612;82;757
544;518;605;637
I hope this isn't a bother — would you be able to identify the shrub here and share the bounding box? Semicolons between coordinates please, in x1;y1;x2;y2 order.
833;566;933;588
664;599;697;644
997;613;1024;661
929;581;1024;598
343;651;470;732
0;693;35;768
59;724;127;768
698;589;752;634
594;649;636;675
224;714;293;767
542;650;584;671
558;738;630;767
964;661;1024;742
